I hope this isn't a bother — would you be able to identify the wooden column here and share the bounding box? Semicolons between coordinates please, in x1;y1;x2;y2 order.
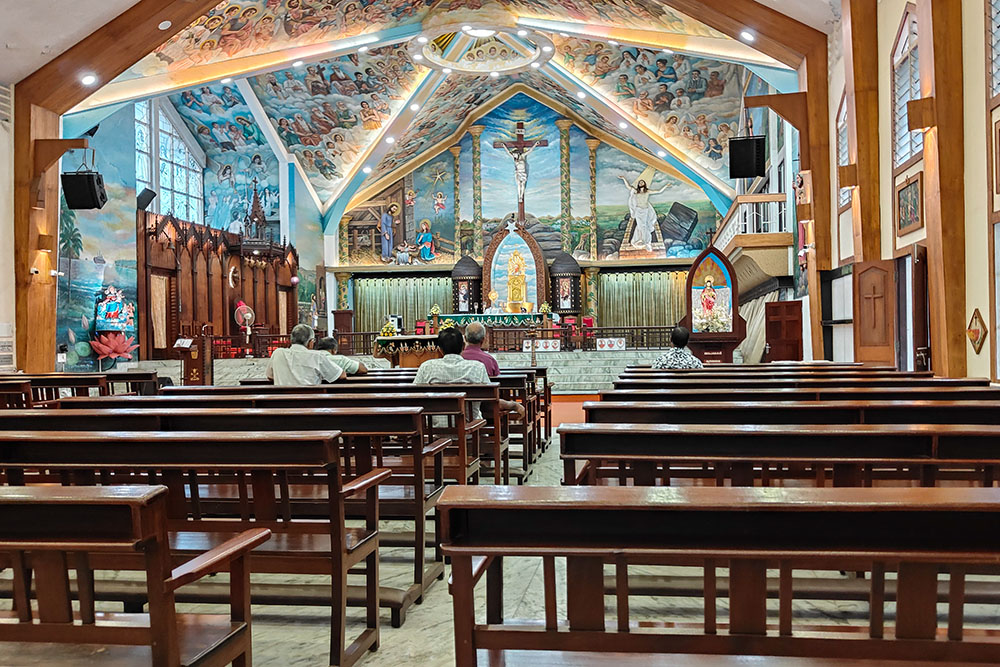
556;119;573;253
334;272;352;311
586;138;600;261
917;0;966;377
449;145;462;255
583;267;600;320
842;0;881;261
468;125;485;260
338;215;350;266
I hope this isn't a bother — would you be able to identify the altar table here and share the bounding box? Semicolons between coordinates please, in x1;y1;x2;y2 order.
374;334;443;368
439;313;547;328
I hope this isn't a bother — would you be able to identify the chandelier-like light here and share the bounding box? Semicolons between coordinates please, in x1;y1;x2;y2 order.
407;23;554;76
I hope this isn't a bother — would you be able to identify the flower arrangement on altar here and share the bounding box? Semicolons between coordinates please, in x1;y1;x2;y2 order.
440;318;457;330
380;321;397;337
539;302;551;314
429;304;441;316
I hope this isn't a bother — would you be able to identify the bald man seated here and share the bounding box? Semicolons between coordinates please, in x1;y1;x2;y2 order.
460;322;499;376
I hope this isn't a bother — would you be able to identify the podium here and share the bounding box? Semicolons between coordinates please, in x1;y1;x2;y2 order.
176;335;213;385
374;335;442;368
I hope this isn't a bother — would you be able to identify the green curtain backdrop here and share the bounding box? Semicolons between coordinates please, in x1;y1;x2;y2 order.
597;270;688;328
354;276;453;333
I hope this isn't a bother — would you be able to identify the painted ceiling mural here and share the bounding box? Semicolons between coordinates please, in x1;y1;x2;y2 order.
122;0;434;80
168;82;281;230
553;36;744;183
248;45;423;201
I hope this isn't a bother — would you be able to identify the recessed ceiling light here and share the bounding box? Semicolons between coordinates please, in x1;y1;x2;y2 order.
661;48;673;54
418;36;429;44
740;30;756;42
413;54;424;61
293;60;304;67
221;77;233;84
362;166;372;174
490;71;500;78
385;136;395;144
359;46;368;52
410;103;420;111
618;121;628;129
462;25;472;31
657;150;667;157
443;67;453;74
542;45;553;53
80;74;97;86
517;29;528;37
608;40;619;46
530;62;541;68
559;32;569;37
576;91;586;99
157;20;172;31
467;28;496;38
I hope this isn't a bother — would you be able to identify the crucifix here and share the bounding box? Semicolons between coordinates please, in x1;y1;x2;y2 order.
863;282;884;323
494;121;548;223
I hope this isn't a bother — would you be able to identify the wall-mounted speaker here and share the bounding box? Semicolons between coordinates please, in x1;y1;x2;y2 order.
137;187;157;212
61;171;108;210
729;136;767;179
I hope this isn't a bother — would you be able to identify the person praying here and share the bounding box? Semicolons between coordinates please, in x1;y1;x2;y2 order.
651;326;704;369
266;324;344;385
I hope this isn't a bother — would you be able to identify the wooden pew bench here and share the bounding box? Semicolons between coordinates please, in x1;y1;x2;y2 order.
0;407;447;622
611;376;991;391
600;386;1000;402
0;431;392;663
0;373;110;401
0;485;269;667
0;380;32;408
59;391;492;485
625;362;891;371
104;370;159;395
441;485;1000;665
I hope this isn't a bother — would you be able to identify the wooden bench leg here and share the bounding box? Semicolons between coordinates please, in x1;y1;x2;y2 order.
566;556;605;631
486;556;503;625
451;555;477;667
330;567;348;666
367;548;380;651
729;559;767;635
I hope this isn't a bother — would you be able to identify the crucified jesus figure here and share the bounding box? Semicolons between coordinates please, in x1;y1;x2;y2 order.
502;142;540;204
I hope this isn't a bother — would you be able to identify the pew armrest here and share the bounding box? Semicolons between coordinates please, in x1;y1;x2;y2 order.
423;436;452;457
341;467;392;498
167;528;272;591
466;418;487;433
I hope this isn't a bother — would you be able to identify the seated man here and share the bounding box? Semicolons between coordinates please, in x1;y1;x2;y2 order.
651;326;704;369
266;324;344;385
315;336;369;375
414;327;524;420
460;322;499;376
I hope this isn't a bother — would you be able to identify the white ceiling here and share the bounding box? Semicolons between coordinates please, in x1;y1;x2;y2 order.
753;0;841;33
0;0;140;85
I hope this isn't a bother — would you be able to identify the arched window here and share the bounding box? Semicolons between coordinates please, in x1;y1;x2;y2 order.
134;99;205;224
836;95;850;209
990;0;1000;96
892;9;922;168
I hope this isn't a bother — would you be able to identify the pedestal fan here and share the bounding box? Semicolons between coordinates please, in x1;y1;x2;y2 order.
234;301;255;357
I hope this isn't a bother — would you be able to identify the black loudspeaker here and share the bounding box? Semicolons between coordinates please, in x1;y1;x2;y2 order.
137;187;157;211
61;171;108;210
729;136;767;179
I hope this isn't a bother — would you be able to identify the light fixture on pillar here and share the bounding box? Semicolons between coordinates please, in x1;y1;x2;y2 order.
37;234;55;253
907;96;937;132
837;163;859;189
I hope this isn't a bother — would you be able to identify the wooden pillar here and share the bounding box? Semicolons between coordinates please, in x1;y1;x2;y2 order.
586;138;600;261
334;271;352;311
802;46;831;360
917;0;966;377
449;145;462;255
842;0;881;261
583;267;600;320
555;119;573;253
468;125;485;260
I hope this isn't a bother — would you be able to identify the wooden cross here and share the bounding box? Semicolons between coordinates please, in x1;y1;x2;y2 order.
863;282;883;323
493;122;548;223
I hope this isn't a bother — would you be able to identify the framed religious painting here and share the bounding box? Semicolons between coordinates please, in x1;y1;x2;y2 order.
895;172;923;237
967;308;988;355
456;281;471;312
678;247;746;363
557;277;573;310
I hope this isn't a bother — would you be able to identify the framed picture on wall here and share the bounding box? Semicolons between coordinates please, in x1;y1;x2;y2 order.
967;308;989;355
557;277;573;310
895;172;923;237
457;281;470;312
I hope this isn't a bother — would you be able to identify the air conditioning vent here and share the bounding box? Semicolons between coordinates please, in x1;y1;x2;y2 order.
0;85;11;125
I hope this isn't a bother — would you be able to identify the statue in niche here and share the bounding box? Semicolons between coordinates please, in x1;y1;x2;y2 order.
506;250;529;312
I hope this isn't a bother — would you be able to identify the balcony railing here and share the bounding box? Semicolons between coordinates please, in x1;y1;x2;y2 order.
714;193;791;252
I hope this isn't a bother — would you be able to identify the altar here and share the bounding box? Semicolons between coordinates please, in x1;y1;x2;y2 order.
374;334;443;368
438;313;547;328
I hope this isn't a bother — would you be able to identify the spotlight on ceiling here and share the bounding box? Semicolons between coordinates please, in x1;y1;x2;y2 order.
467;28;496;38
385;136;395;144
443;67;453;74
362;166;372;174
618;121;628;129
661;48;673;54
530;62;541;68
517;29;528;37
413;54;424;61
358;45;368;52
608;40;619;46
657;150;667;158
410;103;420;111
418;36;429;44
576;91;586;99
740;29;756;42
542;45;553;52
490;71;500;78
221;77;232;84
559;32;569;37
293;60;304;67
80;73;97;86
157;20;172;31
462;25;472;31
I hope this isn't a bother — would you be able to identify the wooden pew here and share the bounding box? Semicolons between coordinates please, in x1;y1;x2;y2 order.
505;366;553;443
584;400;1000;426
0;431;387;664
601;386;1000;402
0;380;32;408
58;392;495;485
558;422;1000;487
104;370;159;395
618;370;934;379
0;407;447;618
625;362;892;370
0;373;109;401
0;485;269;667
611;377;990;390
442;485;1000;665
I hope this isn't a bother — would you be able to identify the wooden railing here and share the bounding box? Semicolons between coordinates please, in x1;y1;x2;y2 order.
714;192;791;251
580;325;675;350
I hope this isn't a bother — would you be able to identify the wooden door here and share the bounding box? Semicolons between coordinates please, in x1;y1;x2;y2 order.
911;245;930;371
853;260;897;364
764;300;803;361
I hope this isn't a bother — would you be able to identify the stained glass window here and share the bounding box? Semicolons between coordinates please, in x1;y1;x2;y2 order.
135;101;151;196
892;13;923;167
991;0;1000;97
135;102;204;224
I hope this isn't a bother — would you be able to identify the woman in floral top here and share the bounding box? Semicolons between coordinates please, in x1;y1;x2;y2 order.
651;326;704;369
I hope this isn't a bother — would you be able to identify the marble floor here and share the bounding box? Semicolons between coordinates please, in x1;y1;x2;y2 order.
4;434;1000;666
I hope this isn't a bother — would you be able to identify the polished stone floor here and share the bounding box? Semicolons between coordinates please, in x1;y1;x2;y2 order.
4;434;1000;666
